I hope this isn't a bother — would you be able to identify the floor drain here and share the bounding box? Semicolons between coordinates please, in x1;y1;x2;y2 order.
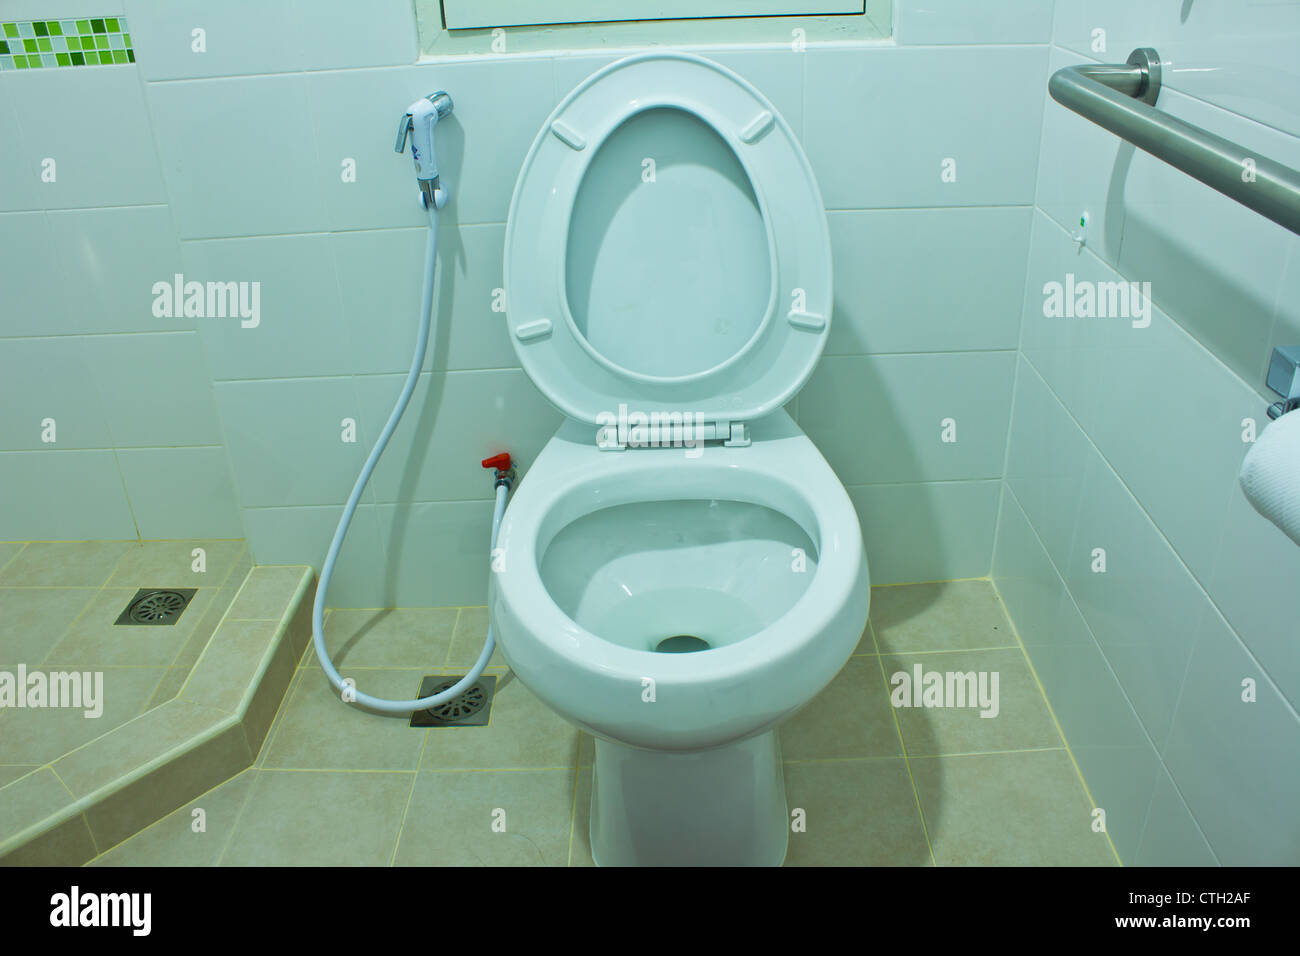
409;674;497;728
114;588;197;626
655;634;710;653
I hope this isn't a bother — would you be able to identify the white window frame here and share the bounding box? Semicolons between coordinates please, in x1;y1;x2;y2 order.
441;1;865;31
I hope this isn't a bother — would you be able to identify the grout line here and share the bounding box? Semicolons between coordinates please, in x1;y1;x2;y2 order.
867;618;937;866
213;769;257;867
567;733;583;867
987;574;1124;867
875;644;1022;656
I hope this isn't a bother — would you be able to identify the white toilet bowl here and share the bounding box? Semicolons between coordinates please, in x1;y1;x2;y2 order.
491;52;869;865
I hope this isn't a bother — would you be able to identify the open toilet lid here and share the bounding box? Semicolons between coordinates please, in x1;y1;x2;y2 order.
504;52;831;432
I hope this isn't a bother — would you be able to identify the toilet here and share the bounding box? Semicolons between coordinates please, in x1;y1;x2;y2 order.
491;52;870;866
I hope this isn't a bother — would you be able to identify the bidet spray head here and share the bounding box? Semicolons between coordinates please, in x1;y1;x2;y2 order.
395;92;454;209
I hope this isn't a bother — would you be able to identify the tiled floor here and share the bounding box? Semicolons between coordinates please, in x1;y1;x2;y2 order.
0;539;250;775
83;578;1120;866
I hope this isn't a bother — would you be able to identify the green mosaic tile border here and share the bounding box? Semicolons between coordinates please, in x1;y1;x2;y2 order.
0;17;134;70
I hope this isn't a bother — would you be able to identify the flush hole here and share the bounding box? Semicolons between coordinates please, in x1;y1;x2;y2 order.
655;634;711;654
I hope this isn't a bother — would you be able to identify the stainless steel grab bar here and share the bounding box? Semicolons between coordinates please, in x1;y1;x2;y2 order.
1049;48;1300;236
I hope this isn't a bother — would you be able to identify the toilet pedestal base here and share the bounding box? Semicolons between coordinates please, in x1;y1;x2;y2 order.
589;730;788;866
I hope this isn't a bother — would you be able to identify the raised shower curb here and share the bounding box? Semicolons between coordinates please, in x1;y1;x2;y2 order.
0;565;316;866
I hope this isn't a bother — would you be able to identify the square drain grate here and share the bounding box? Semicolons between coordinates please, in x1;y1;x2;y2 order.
114;587;197;626
409;674;497;728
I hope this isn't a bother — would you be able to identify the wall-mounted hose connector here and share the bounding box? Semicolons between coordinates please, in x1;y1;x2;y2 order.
481;452;517;490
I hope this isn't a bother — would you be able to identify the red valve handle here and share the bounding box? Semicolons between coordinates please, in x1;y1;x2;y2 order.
481;453;512;471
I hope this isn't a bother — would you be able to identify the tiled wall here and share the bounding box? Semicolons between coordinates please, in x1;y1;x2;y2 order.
993;0;1300;865
1;0;1052;605
0;1;241;542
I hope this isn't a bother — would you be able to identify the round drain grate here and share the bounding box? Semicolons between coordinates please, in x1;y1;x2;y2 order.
128;589;190;624
421;680;488;723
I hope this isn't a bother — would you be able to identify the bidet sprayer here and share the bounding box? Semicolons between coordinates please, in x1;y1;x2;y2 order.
395;91;454;209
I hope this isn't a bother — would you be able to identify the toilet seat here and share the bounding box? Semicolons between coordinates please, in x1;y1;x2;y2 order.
503;52;832;435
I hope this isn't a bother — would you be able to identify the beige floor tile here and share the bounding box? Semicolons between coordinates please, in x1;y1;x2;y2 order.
446;607;507;668
0;766;39;788
88;770;255;867
144;667;189;711
779;656;902;760
0;588;97;663
884;647;1061;755
226;566;309;621
0;666;167;766
393;769;576;866
870;580;1016;653
43;588;217;668
106;540;246;589
0;541;132;587
0;543;26;575
911;750;1117;865
420;670;580;771
308;607;457;670
219;769;412;866
784;758;931;866
262;667;430;771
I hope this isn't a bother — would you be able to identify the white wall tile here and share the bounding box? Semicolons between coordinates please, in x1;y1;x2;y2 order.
243;502;387;607
805;45;1048;208
5;66;165;208
81;331;224;447
47;205;188;334
0;212;72;338
123;0;300;80
849;479;1000;584
117;445;243;538
0;449;136;539
897;0;1053;45
375;499;498;606
182;233;349;380
147;73;329;238
124;0;417;81
1162;604;1300;865
1003;356;1090;569
826;207;1030;354
1062;449;1214;749
214;377;366;509
0;337;114;450
800;352;1016;484
0;80;37;212
1134;764;1217;866
332;223;516;375
1210;480;1300;710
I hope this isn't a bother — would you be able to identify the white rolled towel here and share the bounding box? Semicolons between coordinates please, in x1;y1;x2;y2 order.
1240;409;1300;547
